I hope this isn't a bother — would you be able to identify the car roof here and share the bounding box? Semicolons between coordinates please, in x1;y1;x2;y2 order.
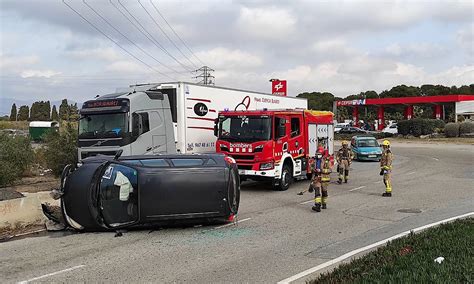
353;135;376;140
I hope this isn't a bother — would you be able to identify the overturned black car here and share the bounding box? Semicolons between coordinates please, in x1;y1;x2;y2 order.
52;153;240;231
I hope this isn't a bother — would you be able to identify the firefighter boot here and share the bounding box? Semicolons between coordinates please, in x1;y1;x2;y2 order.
344;170;349;183
313;196;322;212
322;192;328;209
312;203;321;212
382;179;392;197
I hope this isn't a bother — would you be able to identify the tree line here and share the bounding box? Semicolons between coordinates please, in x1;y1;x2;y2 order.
297;84;474;122
9;99;79;122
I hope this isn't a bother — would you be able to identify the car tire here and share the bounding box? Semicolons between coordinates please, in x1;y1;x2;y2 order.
228;168;240;214
274;164;292;191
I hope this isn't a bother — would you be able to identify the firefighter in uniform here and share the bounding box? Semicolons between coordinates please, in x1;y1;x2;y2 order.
336;141;353;184
308;146;331;212
320;149;332;209
380;140;393;197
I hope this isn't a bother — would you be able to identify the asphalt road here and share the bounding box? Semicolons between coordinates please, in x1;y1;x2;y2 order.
1;142;473;283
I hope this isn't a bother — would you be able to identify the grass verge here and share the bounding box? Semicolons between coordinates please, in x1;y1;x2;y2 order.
310;218;474;283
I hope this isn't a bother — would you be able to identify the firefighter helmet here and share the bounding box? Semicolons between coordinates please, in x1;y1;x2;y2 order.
342;140;349;146
382;140;390;146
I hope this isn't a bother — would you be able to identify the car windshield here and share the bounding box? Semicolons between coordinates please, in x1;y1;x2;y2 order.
357;139;379;147
219;116;272;142
79;113;128;139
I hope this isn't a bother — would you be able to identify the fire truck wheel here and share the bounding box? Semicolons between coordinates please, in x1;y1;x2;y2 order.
274;164;292;191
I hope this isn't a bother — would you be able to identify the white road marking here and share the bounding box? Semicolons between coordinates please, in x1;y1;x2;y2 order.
214;217;252;229
349;186;366;192
407;171;416;175
17;265;86;284
277;211;474;284
373;181;382;184
299;200;314;205
432;157;440;161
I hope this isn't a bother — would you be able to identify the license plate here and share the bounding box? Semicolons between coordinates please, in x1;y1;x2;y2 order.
368;155;376;158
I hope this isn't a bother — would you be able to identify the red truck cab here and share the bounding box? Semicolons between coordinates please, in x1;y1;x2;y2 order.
214;109;334;191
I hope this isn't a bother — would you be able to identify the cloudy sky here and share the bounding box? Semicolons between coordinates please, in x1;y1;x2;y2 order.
0;0;473;110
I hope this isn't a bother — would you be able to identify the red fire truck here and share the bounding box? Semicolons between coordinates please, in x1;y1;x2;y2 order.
214;109;334;191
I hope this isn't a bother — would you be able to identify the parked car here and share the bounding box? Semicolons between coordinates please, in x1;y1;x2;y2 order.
334;123;349;133
351;135;382;161
339;126;368;134
382;123;398;135
53;153;240;231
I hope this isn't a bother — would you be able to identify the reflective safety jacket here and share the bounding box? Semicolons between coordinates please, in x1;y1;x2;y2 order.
380;149;393;170
336;148;353;164
321;157;332;182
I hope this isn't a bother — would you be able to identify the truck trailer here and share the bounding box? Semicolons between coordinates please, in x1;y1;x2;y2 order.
78;82;307;160
214;109;334;191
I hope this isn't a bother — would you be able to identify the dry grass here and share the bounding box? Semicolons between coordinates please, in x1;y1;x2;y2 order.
0;121;29;130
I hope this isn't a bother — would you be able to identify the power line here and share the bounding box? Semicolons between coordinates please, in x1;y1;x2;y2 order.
116;0;194;72
82;0;181;75
62;0;176;81
149;0;205;66
137;0;198;70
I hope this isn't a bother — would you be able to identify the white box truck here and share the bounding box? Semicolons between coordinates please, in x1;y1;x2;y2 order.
78;82;307;160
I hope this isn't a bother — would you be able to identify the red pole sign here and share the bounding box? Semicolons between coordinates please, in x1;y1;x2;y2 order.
271;80;287;96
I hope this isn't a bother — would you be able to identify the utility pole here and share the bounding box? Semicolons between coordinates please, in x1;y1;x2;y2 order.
195;66;215;85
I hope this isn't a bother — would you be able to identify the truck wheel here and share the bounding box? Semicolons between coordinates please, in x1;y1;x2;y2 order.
274;164;292;191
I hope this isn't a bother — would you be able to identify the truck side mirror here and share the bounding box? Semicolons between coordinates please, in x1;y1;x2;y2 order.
213;118;219;137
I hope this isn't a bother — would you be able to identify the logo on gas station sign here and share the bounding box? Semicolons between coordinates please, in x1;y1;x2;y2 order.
272;80;287;96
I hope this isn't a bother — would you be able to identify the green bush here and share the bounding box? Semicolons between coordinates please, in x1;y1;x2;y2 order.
335;132;392;141
396;119;445;137
459;121;474;135
397;120;410;136
444;123;460;137
43;122;78;176
0;134;34;187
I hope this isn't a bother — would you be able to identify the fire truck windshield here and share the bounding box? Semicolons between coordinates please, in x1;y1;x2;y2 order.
219;116;272;142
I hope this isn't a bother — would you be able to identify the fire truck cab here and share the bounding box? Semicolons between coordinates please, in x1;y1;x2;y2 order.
215;109;334;191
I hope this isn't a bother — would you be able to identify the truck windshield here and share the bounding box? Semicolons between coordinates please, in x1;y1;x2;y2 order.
219;116;271;142
79;113;128;139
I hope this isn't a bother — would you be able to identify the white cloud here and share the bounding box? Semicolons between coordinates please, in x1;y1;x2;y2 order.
457;24;474;55
236;6;296;40
0;54;40;72
105;60;148;74
20;69;62;78
67;48;124;62
385;43;448;58
195;47;263;69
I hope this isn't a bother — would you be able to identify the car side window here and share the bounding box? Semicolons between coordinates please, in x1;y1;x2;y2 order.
171;158;204;167
205;158;217;165
140;159;169;167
